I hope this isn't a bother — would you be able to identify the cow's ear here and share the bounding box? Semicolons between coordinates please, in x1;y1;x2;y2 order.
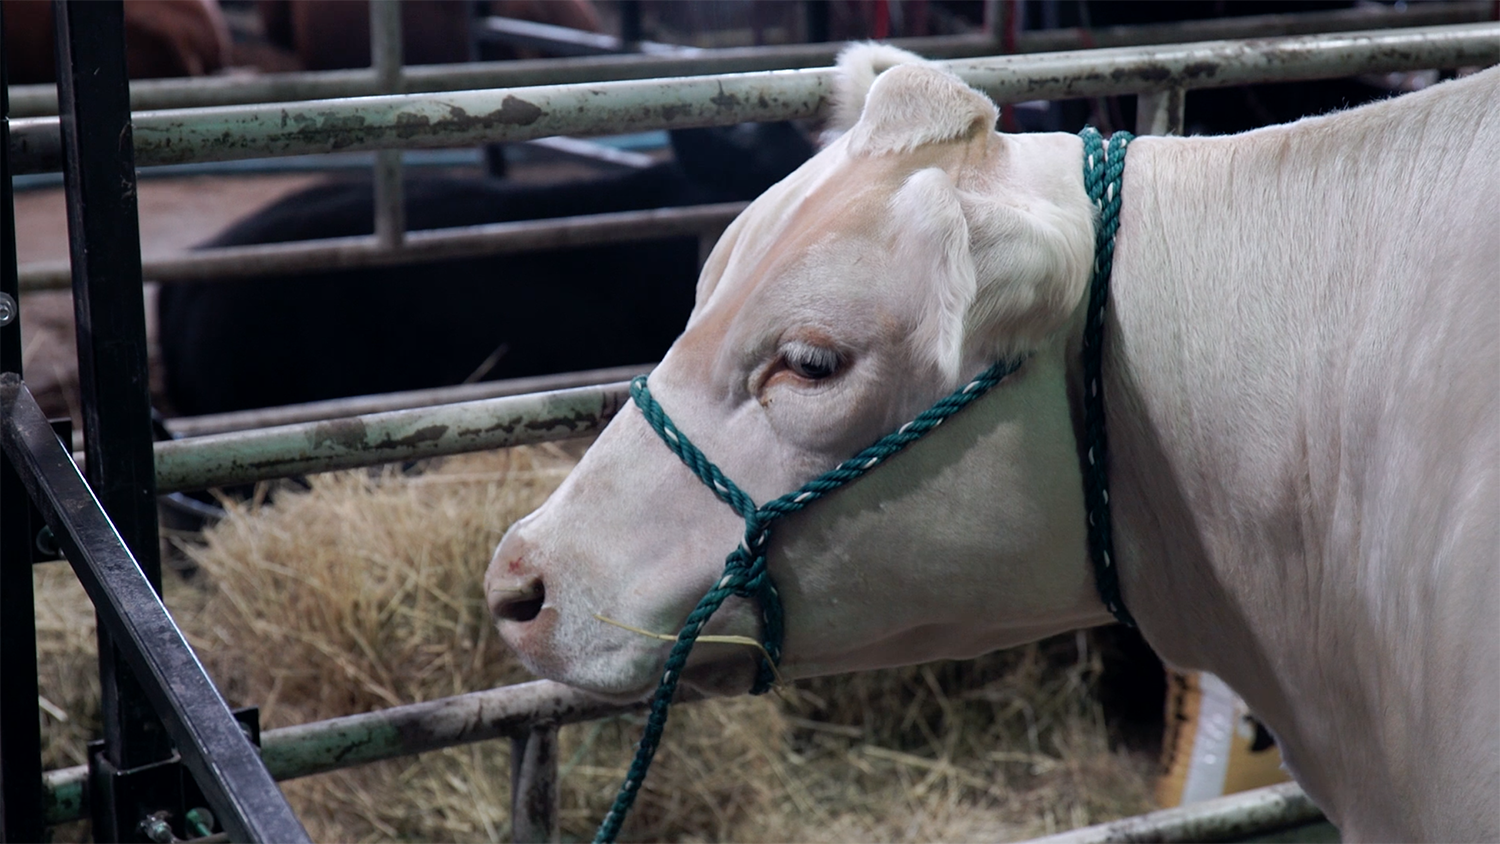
843;63;998;156
891;167;978;382
892;158;1094;377
831;43;929;132
957;150;1095;359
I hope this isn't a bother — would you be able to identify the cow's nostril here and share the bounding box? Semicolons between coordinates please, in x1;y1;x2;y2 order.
490;577;545;623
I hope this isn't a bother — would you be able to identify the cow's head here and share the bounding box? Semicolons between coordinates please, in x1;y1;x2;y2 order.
488;46;1110;701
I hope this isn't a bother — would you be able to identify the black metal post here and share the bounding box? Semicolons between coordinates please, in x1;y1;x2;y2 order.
804;0;831;43
50;1;172;838
0;2;48;839
1;377;310;843
619;0;642;47
53;0;169;756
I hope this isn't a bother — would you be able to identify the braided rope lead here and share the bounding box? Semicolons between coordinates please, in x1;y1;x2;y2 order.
595;355;1027;843
1079;126;1136;628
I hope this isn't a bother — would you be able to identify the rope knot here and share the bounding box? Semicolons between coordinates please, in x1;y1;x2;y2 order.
721;549;768;599
721;545;752;574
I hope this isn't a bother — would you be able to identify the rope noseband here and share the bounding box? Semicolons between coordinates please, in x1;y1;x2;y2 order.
594;127;1131;842
595;356;1026;842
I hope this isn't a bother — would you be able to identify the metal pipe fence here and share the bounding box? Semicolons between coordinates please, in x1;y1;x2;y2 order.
1028;782;1328;843
5;2;1489;118
480;14;696;58
1;377;307;842
19;203;746;292
370;0;406;250
10;13;1499;843
164;363;649;438
11;23;1496;294
11;23;1497;176
37;680;1320;838
151;381;630;494
32;679;667;827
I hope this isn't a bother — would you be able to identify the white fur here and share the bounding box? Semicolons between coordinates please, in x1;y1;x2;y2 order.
845;64;999;155
489;56;1500;842
893;168;975;380
830;42;930;131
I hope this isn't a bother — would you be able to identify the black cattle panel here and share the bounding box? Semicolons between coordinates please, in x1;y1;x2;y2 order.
158;123;813;417
0;376;309;843
0;2;47;839
37;2;305;840
50;3;180;839
52;0;172;793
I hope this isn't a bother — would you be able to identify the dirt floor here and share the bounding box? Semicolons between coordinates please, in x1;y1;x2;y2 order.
15;173;326;423
13;173;326;266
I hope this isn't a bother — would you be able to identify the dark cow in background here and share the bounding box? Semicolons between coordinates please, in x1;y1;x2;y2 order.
157;123;813;417
2;0;230;83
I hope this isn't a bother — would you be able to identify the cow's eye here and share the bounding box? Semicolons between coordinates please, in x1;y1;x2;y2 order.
782;341;842;381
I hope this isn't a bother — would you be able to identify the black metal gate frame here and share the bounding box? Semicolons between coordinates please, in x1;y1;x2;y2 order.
0;2;307;841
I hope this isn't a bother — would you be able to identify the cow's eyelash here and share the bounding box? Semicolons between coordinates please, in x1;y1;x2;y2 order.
781;341;843;381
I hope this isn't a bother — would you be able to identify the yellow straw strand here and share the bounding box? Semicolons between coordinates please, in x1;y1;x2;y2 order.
593;614;785;687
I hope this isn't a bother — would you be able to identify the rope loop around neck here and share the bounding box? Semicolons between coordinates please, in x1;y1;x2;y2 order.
1078;126;1135;628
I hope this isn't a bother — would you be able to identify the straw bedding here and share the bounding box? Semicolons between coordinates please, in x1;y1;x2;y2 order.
35;444;1153;842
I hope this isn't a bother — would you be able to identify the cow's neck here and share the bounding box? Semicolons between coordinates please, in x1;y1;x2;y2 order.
1081;81;1498;838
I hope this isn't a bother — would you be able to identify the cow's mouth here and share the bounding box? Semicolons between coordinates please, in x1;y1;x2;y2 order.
679;647;763;697
498;599;764;702
581;610;766;701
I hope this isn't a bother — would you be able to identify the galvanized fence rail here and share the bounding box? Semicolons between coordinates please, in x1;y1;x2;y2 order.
12;22;1498;174
163;363;650;438
6;7;1499;842
5;1;1489;117
151;380;630;494
19;203;749;292
11;22;1499;292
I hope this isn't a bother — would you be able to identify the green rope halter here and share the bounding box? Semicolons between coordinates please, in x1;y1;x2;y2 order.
593;126;1132;842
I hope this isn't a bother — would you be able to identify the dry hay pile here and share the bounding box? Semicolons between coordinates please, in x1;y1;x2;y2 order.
35;444;1154;842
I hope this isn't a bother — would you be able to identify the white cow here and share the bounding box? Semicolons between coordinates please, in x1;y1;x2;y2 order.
488;46;1499;841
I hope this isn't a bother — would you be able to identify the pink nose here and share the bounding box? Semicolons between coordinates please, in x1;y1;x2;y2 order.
486;535;545;623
